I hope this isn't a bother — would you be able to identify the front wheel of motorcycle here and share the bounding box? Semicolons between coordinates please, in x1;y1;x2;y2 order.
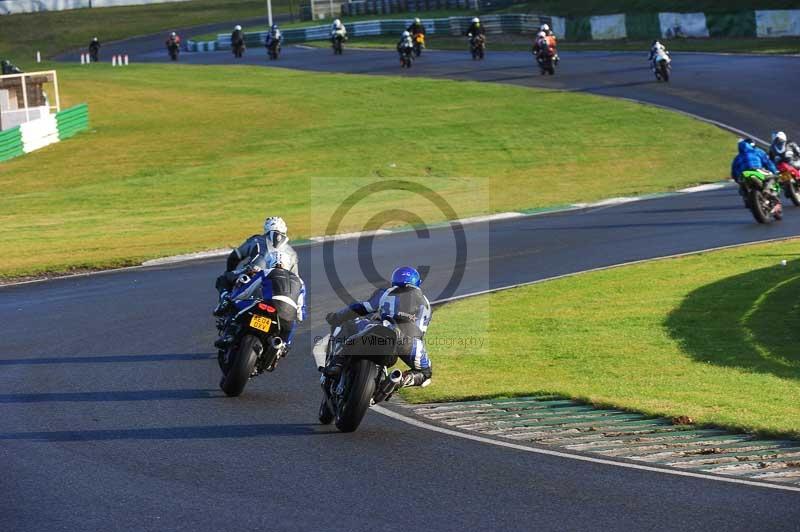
784;180;800;206
334;359;378;433
748;189;771;224
220;334;259;397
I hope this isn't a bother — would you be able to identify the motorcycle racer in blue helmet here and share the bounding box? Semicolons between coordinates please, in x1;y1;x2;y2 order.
325;266;432;387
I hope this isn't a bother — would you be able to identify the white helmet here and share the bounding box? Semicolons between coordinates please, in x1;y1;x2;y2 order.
541;23;550;32
775;131;787;143
472;17;480;23
537;31;546;38
171;31;177;37
402;30;410;38
414;17;421;24
234;25;242;31
334;19;341;27
264;216;288;248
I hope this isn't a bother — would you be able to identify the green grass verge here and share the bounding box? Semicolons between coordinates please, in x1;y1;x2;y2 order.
308;34;800;54
0;0;297;65
406;239;800;438
0;63;734;279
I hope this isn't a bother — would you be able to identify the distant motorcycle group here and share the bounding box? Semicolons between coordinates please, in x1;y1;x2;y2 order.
732;132;800;224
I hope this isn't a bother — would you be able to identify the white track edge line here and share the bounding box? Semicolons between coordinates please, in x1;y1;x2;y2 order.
373;405;800;493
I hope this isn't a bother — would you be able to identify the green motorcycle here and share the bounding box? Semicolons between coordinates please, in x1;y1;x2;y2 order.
740;169;783;224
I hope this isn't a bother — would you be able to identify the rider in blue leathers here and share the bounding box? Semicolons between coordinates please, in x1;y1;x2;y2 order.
731;138;779;206
215;251;306;352
731;138;777;182
325;266;432;387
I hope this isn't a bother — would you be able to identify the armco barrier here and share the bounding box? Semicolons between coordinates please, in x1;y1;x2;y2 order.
184;8;800;51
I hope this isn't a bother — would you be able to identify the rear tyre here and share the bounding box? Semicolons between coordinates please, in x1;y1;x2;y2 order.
784;180;800;206
220;334;259;397
659;62;670;82
334;359;378;433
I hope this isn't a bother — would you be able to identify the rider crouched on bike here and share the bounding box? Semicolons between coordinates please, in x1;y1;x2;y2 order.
465;17;485;42
407;17;426;36
165;32;181;51
539;23;558;64
325;266;432;388
215;250;306;352
265;24;282;50
647;40;670;73
397;31;414;55
532;31;555;63
215;216;299;304
731;138;778;204
331;19;347;42
769;131;800;168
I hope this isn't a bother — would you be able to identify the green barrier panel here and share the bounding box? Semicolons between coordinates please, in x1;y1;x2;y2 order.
0;147;24;162
706;11;756;38
625;12;661;40
56;103;88;117
57;113;88;124
57;119;89;130
56;104;90;141
0;135;21;148
0;126;22;162
58;124;89;137
566;16;592;41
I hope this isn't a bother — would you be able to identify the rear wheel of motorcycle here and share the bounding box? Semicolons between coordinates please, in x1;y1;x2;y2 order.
220;334;259;397
784;180;800;206
660;62;670;82
749;189;770;224
335;359;378;433
319;398;334;425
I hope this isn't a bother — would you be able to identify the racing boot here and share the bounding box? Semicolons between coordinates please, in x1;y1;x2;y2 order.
401;370;432;388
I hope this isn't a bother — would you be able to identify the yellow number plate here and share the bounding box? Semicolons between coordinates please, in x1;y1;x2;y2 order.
249;315;272;332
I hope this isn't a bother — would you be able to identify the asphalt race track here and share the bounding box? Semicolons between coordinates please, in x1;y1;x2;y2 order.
6;37;799;531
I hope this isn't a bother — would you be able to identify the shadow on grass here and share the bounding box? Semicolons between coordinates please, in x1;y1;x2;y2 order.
665;259;800;380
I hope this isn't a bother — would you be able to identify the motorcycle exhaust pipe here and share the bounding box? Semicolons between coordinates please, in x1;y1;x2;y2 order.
271;336;284;351
373;369;404;404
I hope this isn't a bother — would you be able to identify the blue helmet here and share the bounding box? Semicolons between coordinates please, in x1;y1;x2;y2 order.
391;266;421;287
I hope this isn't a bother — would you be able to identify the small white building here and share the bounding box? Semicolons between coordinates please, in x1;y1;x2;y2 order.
0;70;60;131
